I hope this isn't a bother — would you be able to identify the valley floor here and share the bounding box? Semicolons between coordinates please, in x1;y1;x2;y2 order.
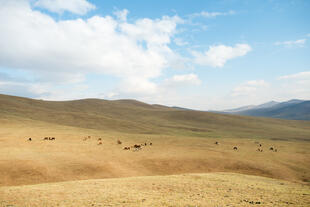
0;114;310;206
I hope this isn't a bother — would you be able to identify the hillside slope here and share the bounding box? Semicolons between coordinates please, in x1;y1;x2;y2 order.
0;94;310;187
1;94;310;140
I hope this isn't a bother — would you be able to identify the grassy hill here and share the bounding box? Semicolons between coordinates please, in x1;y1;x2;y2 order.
1;94;310;140
0;93;310;206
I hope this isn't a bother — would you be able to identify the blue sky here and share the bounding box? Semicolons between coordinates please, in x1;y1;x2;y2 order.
0;0;309;110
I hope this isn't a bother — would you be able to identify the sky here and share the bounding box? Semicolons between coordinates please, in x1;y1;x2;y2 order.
0;0;309;110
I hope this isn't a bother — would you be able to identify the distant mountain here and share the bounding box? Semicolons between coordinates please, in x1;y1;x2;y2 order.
223;105;256;113
223;99;310;120
223;101;279;113
253;101;280;109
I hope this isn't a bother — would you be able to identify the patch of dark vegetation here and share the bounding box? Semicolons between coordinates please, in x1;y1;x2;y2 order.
158;124;211;132
224;163;274;178
270;138;289;141
292;137;310;142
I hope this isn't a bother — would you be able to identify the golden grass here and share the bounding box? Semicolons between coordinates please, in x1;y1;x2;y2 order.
1;173;309;207
0;117;309;187
1;94;310;206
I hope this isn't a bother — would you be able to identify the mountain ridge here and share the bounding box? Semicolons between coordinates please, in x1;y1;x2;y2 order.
222;99;310;120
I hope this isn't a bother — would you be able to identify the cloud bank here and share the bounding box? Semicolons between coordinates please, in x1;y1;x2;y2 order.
0;0;263;110
0;0;183;95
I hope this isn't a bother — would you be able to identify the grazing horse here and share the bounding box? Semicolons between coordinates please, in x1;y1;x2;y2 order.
51;137;55;140
28;138;32;141
269;147;274;151
233;146;238;150
133;144;141;151
44;137;48;140
123;147;130;150
133;145;141;151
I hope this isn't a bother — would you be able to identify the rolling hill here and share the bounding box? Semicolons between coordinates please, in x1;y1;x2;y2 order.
0;93;310;206
1;94;310;139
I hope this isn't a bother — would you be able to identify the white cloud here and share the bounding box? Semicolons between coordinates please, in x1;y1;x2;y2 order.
174;37;188;46
274;39;306;47
245;80;269;87
118;77;158;96
0;77;95;100
225;73;310;109
34;0;95;15
0;1;182;96
192;44;252;67
120;15;183;45
191;10;235;18
232;80;269;97
278;71;310;80
113;9;129;21
165;73;201;86
277;71;310;101
102;73;202;106
106;92;118;99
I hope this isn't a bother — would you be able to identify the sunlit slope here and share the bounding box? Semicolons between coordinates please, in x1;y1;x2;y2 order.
1;94;309;139
0;94;310;187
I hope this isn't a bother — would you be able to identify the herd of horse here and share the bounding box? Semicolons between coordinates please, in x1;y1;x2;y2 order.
123;142;153;151
26;136;277;152
215;141;278;152
27;137;55;141
83;136;153;152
